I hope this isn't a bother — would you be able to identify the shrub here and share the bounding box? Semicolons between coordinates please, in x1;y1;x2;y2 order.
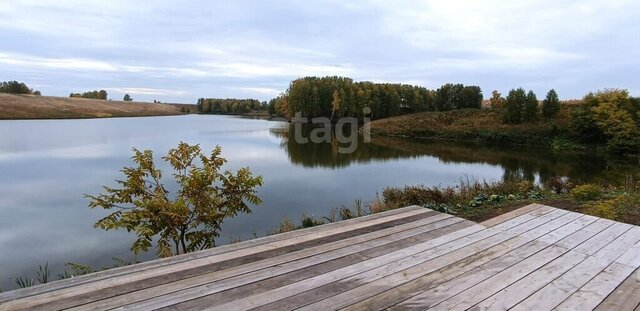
87;142;263;257
274;218;296;234
300;214;323;228
571;184;602;201
369;195;387;214
585;200;618;219
489;90;505;109
382;185;455;209
584;192;640;223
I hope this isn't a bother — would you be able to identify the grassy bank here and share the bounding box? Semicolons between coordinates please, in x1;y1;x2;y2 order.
367;106;578;147
274;176;640;232
380;177;640;225
0;93;196;119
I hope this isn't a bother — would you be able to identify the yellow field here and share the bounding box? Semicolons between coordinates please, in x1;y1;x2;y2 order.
0;93;195;119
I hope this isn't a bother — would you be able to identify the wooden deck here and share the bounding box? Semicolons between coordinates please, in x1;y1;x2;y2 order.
1;204;639;310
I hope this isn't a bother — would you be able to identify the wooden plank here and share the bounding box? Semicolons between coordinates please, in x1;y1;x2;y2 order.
555;262;638;311
490;205;555;231
469;250;588;310
164;205;561;310
465;216;607;311
388;214;614;311
430;218;635;311
342;215;609;311
150;221;476;311
0;208;434;310
511;225;640;311
556;233;640;311
427;245;569;311
68;215;468;310
553;218;617;250
3;203;636;311
479;203;545;228
271;230;520;311
252;209;567;311
596;268;640;310
0;205;427;304
13;210;440;311
194;224;494;311
511;257;613;311
416;245;566;310
573;222;632;256
292;211;584;311
615;239;640;267
594;226;640;260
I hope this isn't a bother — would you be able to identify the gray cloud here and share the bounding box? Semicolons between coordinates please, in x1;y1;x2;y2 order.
0;0;638;103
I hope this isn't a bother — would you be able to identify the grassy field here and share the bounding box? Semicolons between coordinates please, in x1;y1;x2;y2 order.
367;106;575;146
0;93;197;119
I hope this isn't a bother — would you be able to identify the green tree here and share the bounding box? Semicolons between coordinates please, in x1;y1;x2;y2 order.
0;81;33;94
123;94;132;102
274;95;289;117
459;86;483;109
98;90;108;100
570;89;640;153
267;98;277;115
524;90;538;122
542;89;560;120
196;98;205;112
87;142;263;257
503;88;526;124
569;106;605;142
593;103;640;153
588;89;640;153
434;83;454;111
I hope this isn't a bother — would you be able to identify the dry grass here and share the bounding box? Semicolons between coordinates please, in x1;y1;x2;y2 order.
368;106;575;146
0;93;196;119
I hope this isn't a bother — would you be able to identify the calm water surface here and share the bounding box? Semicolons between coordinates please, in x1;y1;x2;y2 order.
0;115;636;289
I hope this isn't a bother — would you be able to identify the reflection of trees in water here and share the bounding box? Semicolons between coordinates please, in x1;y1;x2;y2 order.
270;125;419;168
269;124;639;184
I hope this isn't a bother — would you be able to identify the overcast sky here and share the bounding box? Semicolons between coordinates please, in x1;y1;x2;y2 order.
1;0;638;103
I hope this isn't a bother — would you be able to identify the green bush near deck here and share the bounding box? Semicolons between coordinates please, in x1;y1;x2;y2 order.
570;184;602;201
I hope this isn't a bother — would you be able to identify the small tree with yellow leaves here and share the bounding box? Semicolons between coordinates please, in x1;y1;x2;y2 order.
87;142;263;257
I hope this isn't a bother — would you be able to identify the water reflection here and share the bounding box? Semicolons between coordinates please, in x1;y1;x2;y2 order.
271;123;639;185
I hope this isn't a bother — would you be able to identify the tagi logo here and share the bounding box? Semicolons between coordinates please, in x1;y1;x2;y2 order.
275;107;371;154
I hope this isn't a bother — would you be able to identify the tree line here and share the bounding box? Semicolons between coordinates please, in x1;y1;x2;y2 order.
268;76;483;120
197;98;267;114
496;88;560;124
0;81;40;95
493;87;639;153
70;90;108;100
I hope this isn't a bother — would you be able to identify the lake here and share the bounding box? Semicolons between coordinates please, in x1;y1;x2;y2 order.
0;114;637;290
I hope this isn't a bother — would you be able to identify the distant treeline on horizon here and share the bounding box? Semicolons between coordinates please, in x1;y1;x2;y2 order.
196;98;268;114
70;90;108;100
